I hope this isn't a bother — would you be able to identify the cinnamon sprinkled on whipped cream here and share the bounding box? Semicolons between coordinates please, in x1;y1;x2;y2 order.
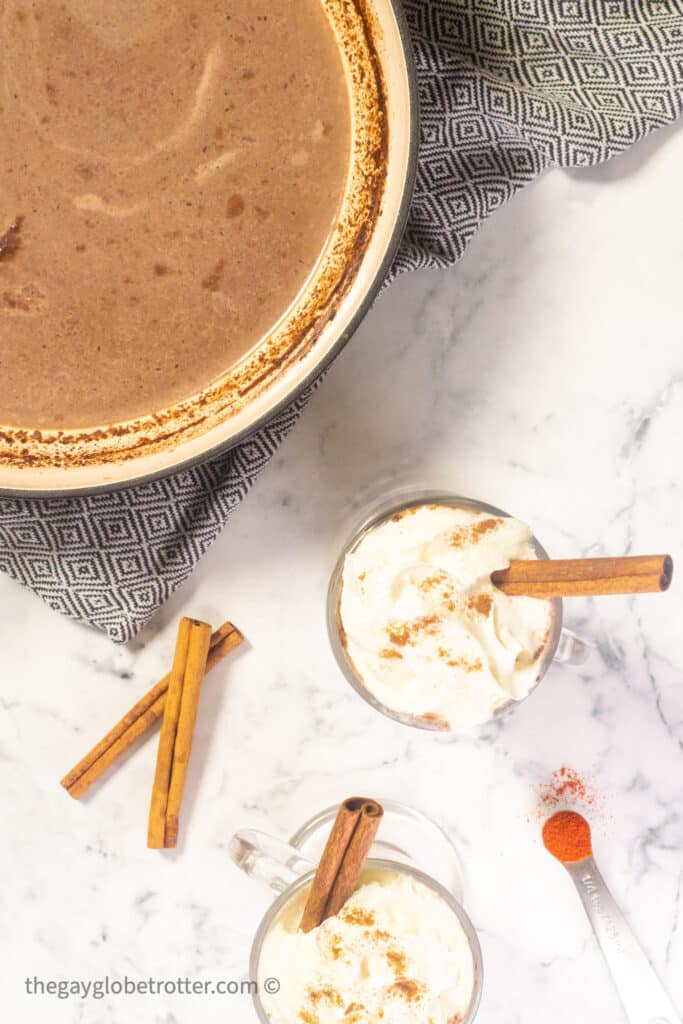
337;504;554;730
258;870;475;1024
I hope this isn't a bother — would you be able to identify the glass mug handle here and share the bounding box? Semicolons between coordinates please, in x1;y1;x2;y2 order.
229;829;316;894
554;627;592;666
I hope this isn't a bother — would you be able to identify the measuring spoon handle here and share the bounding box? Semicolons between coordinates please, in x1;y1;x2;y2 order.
567;857;681;1024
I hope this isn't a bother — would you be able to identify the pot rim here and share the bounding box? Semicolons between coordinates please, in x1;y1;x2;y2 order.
1;0;419;499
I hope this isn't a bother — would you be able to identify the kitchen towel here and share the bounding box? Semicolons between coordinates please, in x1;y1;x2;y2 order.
2;0;683;642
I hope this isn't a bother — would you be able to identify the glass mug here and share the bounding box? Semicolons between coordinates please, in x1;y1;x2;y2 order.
229;800;483;1024
327;487;590;731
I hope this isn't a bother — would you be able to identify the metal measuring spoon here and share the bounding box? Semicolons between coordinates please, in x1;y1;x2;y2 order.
543;811;681;1024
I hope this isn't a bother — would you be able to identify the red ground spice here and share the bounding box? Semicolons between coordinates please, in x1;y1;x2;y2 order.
538;765;599;813
542;811;593;863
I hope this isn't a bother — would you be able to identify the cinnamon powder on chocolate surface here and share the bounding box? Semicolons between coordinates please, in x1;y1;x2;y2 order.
341;907;376;927
386;615;440;647
449;517;502;549
343;1004;366;1019
388;979;425;1003
467;593;492;617
386;948;407;975
308;988;343;1007
379;648;403;660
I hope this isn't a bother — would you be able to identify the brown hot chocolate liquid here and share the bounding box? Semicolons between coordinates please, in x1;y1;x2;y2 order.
0;1;351;427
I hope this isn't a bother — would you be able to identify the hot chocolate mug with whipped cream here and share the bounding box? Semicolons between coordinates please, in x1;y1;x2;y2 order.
328;489;589;732
229;809;483;1024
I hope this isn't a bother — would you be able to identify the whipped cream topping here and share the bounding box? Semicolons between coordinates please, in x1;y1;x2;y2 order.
258;869;475;1024
337;504;554;730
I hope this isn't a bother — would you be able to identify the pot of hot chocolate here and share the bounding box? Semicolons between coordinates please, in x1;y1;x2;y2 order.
0;0;417;493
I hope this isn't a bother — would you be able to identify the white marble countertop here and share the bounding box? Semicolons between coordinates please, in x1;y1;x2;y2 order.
2;121;683;1024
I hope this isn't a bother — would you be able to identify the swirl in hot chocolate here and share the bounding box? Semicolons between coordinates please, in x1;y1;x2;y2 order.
0;0;350;426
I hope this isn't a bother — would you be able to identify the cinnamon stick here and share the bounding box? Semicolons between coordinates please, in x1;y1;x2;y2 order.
299;797;383;932
64;693;166;800
147;618;211;849
491;555;673;598
61;622;243;799
163;622;213;848
147;618;194;848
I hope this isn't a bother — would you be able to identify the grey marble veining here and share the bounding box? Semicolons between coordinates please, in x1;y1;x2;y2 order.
1;122;683;1023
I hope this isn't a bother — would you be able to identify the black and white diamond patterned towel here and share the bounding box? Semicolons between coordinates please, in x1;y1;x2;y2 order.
2;1;683;643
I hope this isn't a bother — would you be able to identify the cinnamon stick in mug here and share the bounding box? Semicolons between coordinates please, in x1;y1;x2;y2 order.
299;797;383;932
61;622;243;799
147;618;211;849
491;555;673;598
